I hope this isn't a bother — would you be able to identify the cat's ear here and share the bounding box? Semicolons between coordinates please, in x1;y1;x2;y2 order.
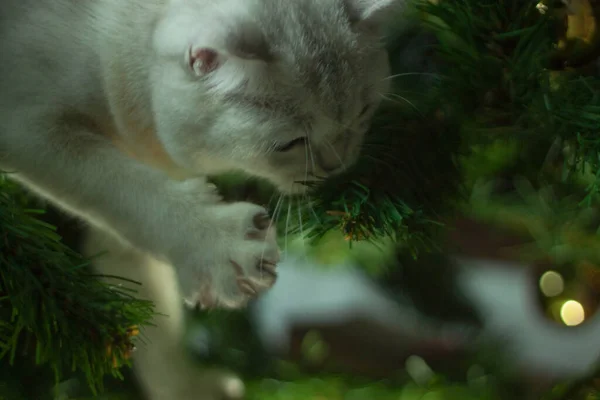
187;23;273;77
344;0;404;27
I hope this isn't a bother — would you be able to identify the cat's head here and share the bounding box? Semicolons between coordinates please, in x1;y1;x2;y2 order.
150;0;403;193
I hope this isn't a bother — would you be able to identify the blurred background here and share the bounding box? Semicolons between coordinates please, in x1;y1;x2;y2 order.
3;0;600;399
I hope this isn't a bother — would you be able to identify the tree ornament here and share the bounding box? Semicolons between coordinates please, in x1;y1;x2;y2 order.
105;325;140;369
539;0;600;69
325;210;374;241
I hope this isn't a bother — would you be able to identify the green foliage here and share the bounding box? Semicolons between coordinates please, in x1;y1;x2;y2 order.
244;377;501;400
409;0;600;277
421;0;600;197
469;178;600;267
4;0;600;398
0;175;155;397
422;0;552;111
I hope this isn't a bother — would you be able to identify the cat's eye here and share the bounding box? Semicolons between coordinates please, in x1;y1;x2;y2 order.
275;137;307;152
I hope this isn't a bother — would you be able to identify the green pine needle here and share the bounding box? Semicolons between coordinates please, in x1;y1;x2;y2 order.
0;175;156;396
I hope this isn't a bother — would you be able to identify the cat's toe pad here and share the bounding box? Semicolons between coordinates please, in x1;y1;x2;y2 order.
232;258;278;294
189;203;280;310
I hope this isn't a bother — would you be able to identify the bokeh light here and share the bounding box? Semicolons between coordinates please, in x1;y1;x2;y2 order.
539;270;564;297
560;300;585;326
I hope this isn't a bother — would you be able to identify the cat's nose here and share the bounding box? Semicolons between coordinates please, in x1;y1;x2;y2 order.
314;146;346;175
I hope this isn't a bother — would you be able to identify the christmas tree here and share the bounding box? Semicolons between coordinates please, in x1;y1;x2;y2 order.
2;0;600;399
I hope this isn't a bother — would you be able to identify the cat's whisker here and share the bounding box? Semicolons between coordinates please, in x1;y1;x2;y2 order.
302;121;317;173
266;141;280;153
271;194;284;226
305;195;320;224
265;186;280;211
284;201;292;260
299;148;315;245
325;139;346;170
308;141;317;173
297;198;307;260
301;141;313;226
305;131;317;173
259;193;284;278
304;131;310;184
382;72;442;81
379;93;422;115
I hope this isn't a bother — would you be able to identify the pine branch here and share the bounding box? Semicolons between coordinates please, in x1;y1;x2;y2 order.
0;174;156;395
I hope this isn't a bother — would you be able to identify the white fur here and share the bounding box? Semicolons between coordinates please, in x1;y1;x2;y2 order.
0;0;400;398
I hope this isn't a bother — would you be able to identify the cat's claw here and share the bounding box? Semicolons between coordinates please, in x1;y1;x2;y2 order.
177;201;280;310
258;260;277;278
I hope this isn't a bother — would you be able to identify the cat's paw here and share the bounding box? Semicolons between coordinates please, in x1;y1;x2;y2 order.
179;201;280;309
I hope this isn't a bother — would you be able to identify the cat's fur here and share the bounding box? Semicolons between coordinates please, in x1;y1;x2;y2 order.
0;0;401;398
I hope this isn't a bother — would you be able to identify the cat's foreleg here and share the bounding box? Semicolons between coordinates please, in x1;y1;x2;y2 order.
84;228;245;400
0;117;280;307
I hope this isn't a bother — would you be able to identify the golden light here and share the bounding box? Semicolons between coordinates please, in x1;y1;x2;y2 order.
539;270;564;297
560;300;585;326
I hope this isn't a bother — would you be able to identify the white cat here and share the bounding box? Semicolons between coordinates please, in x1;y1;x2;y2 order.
0;0;402;398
